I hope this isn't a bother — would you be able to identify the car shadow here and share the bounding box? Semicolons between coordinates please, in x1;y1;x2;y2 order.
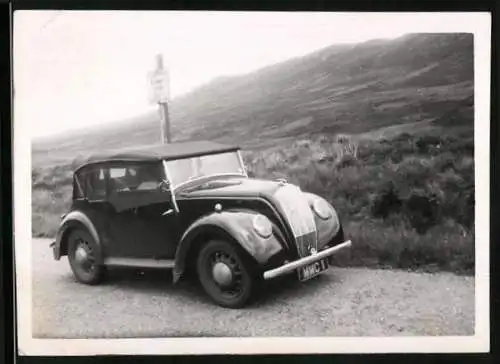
100;267;204;299
81;267;343;308
251;272;342;308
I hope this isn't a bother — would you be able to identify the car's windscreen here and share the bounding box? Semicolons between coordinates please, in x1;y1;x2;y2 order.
165;151;245;188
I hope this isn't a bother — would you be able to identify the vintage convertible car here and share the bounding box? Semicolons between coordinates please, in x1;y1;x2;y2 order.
50;141;352;308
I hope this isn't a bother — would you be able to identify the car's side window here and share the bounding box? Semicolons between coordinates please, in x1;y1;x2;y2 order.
135;164;165;191
108;164;163;194
108;167;134;193
85;167;107;201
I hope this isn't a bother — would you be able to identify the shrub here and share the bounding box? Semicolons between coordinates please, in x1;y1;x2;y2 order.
415;134;442;153
396;132;413;142
335;133;352;144
336;154;359;169
401;191;441;234
371;183;402;219
332;219;474;274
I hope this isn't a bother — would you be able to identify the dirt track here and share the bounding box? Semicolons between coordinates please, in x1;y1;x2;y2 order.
31;238;474;338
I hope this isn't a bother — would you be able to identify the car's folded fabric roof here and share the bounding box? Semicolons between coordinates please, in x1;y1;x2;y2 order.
73;140;239;171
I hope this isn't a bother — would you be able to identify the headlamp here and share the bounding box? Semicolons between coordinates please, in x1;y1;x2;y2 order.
252;214;273;238
312;198;332;220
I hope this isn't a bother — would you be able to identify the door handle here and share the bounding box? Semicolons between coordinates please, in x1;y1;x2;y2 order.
162;209;174;216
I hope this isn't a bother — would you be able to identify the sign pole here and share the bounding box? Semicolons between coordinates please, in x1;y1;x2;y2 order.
161;101;171;144
152;54;171;144
159;103;165;144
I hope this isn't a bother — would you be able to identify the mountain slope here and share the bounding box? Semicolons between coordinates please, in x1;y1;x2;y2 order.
168;33;473;142
32;33;474;163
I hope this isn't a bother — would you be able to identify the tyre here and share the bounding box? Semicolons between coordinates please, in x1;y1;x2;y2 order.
196;239;255;308
67;228;106;285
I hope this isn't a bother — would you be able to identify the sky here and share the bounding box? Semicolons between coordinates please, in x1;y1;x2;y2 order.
13;11;482;138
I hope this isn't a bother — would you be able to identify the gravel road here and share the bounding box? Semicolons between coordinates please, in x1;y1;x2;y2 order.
32;238;474;338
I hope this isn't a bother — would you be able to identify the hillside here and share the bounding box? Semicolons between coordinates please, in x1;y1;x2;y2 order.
32;32;474;165
172;33;473;140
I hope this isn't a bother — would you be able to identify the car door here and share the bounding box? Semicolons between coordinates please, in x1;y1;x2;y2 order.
105;162;178;259
75;165;118;250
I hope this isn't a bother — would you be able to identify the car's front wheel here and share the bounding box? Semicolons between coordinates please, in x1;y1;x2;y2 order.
196;239;255;308
67;228;106;285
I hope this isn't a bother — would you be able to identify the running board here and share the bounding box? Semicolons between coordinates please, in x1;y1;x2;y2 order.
104;257;175;269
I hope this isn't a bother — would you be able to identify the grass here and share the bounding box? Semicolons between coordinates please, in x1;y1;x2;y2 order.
242;126;474;275
32;123;475;275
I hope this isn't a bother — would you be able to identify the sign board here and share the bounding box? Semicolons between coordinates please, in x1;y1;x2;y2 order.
148;68;170;104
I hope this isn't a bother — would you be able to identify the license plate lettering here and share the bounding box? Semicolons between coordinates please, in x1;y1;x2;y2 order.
297;258;329;281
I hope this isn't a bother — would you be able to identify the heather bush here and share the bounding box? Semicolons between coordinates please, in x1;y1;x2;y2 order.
31;167;73;237
371;183;402;219
402;191;441;234
244;128;474;274
335;219;474;274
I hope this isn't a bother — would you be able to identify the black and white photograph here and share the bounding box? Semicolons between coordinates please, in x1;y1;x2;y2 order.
13;10;490;355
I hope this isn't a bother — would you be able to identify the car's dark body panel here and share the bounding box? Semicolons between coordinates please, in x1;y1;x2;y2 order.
63;176;300;263
54;142;348;293
56;172;343;271
177;178;346;251
177;178;298;251
69;198;178;260
52;142;352;307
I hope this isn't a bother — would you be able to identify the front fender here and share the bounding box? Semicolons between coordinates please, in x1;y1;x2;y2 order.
303;192;342;249
53;210;103;263
173;210;284;283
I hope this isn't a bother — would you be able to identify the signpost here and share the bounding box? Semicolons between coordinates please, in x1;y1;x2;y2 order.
148;54;171;144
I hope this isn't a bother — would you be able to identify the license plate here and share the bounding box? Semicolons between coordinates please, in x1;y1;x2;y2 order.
297;258;329;281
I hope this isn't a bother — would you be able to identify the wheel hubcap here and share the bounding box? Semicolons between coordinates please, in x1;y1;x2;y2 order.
74;238;94;273
212;262;233;287
207;250;244;298
75;246;88;262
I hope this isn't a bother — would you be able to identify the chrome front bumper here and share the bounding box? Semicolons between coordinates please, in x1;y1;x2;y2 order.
262;240;352;280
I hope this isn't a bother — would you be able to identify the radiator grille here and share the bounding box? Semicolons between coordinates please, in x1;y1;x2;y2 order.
273;184;317;257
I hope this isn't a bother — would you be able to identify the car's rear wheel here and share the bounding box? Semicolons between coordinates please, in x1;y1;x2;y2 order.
196;240;255;308
67;228;106;285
